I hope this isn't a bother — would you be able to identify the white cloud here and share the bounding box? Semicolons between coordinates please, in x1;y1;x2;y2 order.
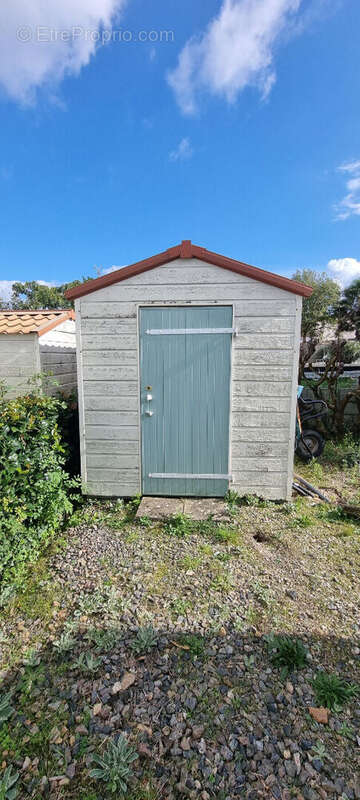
169;137;193;162
0;281;15;303
335;160;360;221
0;0;126;104
327;258;360;286
167;0;302;114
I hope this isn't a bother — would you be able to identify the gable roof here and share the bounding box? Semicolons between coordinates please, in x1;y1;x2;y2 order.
0;309;75;336
65;240;313;300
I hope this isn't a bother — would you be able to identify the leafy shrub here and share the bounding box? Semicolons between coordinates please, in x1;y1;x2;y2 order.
313;671;359;710
322;434;360;467
266;634;308;676
90;736;137;795
0;390;78;588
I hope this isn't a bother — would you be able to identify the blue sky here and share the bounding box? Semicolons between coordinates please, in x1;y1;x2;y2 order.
0;0;359;300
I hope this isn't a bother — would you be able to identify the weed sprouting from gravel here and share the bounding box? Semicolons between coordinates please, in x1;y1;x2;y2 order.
266;633;307;676
164;513;193;537
0;693;14;725
90;736;138;795
313;671;359;710
71;651;102;674
131;626;157;654
85;627;121;653
53;631;77;655
0;765;19;799
178;633;205;657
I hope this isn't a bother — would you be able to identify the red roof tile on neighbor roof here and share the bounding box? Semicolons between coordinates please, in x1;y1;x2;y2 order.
65;240;313;300
0;309;75;336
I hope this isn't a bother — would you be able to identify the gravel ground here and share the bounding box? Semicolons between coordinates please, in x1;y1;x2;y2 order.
1;483;360;799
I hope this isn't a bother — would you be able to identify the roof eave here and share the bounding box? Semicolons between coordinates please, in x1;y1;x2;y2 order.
37;309;75;337
65;241;313;300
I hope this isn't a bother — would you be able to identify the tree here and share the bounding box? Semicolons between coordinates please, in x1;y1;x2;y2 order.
335;278;360;340
10;278;92;310
292;269;341;380
296;274;360;436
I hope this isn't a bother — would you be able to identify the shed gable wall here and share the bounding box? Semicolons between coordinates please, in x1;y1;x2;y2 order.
77;258;301;499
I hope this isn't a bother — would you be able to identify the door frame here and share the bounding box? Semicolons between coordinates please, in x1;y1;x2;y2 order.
137;303;235;496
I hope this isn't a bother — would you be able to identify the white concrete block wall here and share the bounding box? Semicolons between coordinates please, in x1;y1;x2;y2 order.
0;333;40;397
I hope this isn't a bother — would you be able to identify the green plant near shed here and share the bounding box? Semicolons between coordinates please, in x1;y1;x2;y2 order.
0;389;78;588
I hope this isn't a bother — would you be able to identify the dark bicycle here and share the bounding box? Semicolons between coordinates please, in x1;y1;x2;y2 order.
295;385;328;461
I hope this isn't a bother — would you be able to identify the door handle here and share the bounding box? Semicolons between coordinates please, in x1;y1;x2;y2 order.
145;410;154;416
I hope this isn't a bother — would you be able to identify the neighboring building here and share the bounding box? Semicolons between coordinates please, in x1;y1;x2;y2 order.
0;309;77;397
66;240;312;501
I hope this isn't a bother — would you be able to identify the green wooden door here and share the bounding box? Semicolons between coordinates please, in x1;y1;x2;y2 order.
140;306;232;497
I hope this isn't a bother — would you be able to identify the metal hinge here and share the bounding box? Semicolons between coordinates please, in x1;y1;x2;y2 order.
146;328;237;336
148;473;232;480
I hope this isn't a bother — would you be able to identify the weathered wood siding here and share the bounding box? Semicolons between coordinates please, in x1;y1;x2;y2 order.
0;333;40;397
77;258;302;499
40;320;77;396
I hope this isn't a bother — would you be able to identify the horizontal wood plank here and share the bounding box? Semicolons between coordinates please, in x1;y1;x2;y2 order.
82;318;137;333
84;395;138;411
232;396;291;413
86;440;139;454
232;471;288;486
234;317;294;333
86;482;140;496
82;334;137;350
232;381;291;397
231;484;287;500
87;454;139;468
84;380;138;396
85;410;138;426
87;283;294;303
231;457;287;472
232;441;289;458
233;349;293;366
82;350;137;366
83;366;138;380
86;425;139;440
81;302;136;318
232;412;289;428
122;264;252;285
234;334;294;350
233;366;292;381
86;467;139;481
80;299;296;318
232;427;290;443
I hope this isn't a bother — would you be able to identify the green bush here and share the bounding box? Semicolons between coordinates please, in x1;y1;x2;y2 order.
0;390;77;588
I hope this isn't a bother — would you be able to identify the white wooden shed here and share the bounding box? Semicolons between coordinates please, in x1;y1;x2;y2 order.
66;241;312;501
0;309;77;398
